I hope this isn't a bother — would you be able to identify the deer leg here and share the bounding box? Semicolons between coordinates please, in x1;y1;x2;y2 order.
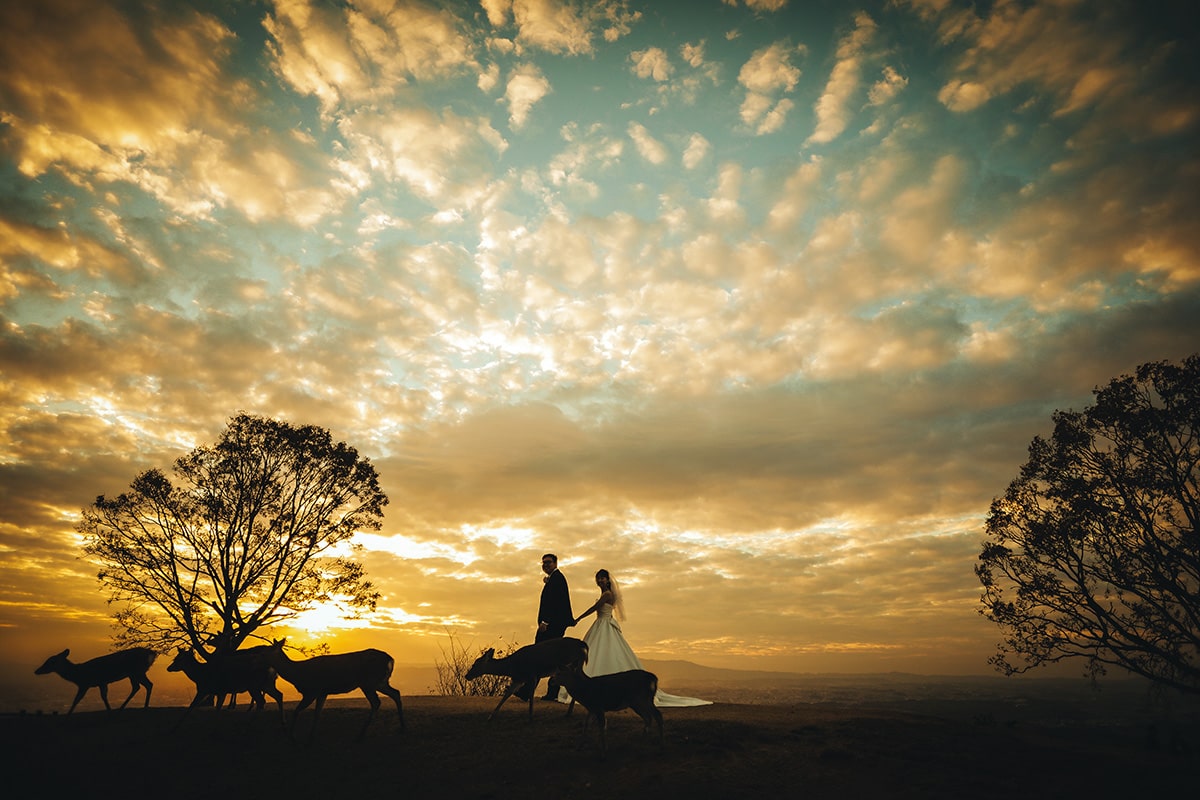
357;690;381;741
68;686;89;715
308;695;327;742
97;683;112;711
487;680;520;721
380;684;405;732
576;709;593;750
117;677;139;710
268;685;285;726
289;694;316;741
140;676;153;708
637;704;663;744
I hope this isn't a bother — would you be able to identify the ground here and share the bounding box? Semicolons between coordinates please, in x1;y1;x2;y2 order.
2;687;1195;799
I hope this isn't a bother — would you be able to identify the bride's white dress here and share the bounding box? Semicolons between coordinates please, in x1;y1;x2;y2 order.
559;602;711;707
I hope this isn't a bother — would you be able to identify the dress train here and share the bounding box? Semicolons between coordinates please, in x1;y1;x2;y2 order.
558;604;711;708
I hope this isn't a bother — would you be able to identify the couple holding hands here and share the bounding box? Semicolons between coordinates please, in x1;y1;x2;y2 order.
528;553;709;708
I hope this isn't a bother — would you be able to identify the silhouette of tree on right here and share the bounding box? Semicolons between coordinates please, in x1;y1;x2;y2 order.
977;354;1199;694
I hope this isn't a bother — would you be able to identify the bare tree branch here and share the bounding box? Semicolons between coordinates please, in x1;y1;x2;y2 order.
79;414;388;656
978;354;1200;694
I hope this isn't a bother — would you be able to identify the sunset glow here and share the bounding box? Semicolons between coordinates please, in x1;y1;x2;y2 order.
1;0;1198;708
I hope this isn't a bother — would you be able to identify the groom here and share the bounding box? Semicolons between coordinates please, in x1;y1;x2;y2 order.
516;552;574;701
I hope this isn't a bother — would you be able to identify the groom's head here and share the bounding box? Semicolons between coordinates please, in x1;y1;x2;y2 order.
541;553;557;575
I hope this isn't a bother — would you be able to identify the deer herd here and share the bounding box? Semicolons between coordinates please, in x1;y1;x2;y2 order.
34;637;665;754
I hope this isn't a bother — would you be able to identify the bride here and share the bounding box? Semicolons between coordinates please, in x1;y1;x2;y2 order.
559;568;710;708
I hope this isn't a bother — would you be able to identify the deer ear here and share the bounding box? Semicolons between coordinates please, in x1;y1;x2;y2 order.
484;648;495;657
60;649;70;657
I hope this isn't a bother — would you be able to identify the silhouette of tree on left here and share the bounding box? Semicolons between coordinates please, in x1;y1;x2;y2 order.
77;413;388;661
34;647;157;713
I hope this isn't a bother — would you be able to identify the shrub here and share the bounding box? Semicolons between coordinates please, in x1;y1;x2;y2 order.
433;630;521;696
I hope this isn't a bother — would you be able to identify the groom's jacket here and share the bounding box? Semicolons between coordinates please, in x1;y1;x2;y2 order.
537;569;574;640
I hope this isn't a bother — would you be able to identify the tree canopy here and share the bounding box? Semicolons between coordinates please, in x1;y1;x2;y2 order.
80;414;388;656
978;355;1200;693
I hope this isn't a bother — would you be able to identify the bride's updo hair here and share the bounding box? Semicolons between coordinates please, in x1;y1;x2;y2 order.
595;568;625;621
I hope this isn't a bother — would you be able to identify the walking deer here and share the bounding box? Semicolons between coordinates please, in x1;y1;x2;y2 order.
167;647;284;727
34;647;157;714
464;637;588;721
267;639;404;742
554;664;662;756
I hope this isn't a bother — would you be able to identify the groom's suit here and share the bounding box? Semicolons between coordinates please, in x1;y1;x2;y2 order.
517;567;573;700
537;568;574;643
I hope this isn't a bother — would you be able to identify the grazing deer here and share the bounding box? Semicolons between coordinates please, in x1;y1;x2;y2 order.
34;647;157;714
267;639;404;742
554;664;662;756
166;647;284;727
200;644;284;711
464;637;588;721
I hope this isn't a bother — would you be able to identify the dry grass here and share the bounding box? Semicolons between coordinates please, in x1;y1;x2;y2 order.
2;692;1195;799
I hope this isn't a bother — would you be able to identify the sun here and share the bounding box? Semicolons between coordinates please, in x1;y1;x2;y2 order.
290;603;374;636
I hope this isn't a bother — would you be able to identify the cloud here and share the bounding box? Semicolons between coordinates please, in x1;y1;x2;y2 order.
0;1;234;155
511;0;592;54
628;122;668;164
903;0;1192;141
546;123;625;198
706;163;745;226
631;47;674;82
481;0;511;27
507;0;639;55
0;1;358;226
723;0;789;11
766;156;822;231
681;41;707;68
337;106;505;205
737;41;801;94
264;0;478;114
868;65;908;106
808;12;877;144
479;62;502;93
937;79;990;112
0;2;230;186
505;63;553;129
738;42;802;134
879;154;966;266
2;0;1198;682
682;133;711;170
757;98;795;135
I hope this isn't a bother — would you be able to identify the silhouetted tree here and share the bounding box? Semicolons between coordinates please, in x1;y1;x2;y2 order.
978;355;1199;693
80;414;387;657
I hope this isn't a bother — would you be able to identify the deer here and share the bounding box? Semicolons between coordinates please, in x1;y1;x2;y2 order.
464;637;588;721
266;638;404;742
554;664;662;756
166;647;284;728
34;647;157;714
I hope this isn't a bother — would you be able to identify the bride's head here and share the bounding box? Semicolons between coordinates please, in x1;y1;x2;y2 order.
594;569;625;620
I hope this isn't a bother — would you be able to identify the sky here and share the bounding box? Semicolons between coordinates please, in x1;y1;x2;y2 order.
1;0;1198;705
